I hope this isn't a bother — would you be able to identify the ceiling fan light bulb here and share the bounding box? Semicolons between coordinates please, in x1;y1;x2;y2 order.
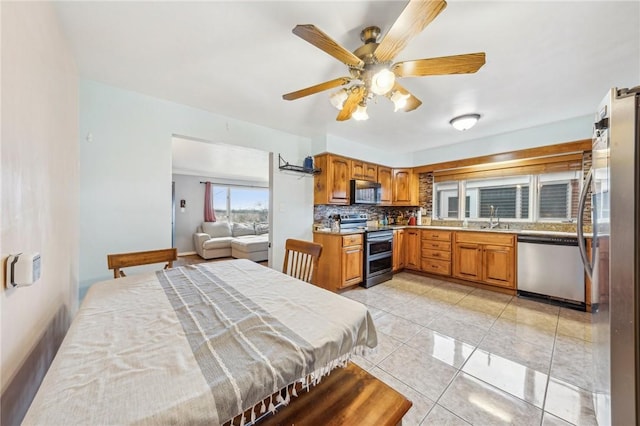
329;89;348;110
391;91;410;112
352;104;369;121
450;114;481;131
370;69;395;95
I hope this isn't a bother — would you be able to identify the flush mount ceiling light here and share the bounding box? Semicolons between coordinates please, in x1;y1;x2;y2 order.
281;0;487;122
450;113;481;131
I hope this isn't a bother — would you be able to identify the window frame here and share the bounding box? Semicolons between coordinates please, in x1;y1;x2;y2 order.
433;173;582;224
209;184;269;223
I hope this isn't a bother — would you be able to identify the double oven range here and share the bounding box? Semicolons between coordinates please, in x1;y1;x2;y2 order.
338;214;393;288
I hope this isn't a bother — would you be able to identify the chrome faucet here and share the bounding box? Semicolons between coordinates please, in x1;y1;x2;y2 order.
489;205;500;229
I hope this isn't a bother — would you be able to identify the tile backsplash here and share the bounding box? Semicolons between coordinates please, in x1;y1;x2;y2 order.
314;204;422;226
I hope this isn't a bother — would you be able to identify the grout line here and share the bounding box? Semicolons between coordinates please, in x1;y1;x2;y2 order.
539;309;561;425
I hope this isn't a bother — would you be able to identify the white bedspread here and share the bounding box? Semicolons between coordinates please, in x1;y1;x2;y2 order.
23;259;377;425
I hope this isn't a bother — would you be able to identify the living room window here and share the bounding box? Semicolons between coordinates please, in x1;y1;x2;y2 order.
211;185;269;223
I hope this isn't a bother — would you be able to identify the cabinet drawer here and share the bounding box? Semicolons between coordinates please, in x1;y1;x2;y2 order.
455;231;515;246
421;258;451;276
421;248;451;261
342;234;363;246
421;241;451;251
421;230;452;241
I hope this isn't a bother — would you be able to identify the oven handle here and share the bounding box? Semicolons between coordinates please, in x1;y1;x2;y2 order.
366;234;394;243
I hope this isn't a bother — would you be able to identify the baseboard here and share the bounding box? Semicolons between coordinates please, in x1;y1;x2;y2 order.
178;251;196;256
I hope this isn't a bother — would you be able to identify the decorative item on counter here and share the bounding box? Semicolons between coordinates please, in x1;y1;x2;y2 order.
462;218;469;228
408;212;416;226
330;214;340;232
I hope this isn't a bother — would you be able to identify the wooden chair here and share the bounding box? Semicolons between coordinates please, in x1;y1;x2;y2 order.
107;248;178;278
282;239;323;284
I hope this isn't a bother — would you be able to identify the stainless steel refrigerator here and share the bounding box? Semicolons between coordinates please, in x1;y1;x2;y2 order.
578;86;639;425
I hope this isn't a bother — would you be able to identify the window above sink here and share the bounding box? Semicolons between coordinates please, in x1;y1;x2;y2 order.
433;170;582;223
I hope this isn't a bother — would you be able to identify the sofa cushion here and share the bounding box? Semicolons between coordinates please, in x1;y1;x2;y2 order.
232;222;255;237
254;223;269;235
202;221;231;238
231;235;269;252
202;236;234;250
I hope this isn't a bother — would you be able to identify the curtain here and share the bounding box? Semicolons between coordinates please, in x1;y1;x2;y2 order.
204;182;217;222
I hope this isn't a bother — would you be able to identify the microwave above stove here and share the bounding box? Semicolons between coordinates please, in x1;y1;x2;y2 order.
350;180;381;205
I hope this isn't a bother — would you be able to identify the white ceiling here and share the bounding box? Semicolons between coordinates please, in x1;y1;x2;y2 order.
54;1;639;154
172;137;269;183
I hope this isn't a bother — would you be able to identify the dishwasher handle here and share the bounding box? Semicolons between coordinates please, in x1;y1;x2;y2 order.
577;168;593;280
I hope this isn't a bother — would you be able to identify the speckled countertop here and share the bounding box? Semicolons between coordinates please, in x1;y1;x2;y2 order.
313;225;592;238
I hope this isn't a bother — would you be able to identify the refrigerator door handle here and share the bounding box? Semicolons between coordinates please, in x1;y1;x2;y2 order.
577;168;593;279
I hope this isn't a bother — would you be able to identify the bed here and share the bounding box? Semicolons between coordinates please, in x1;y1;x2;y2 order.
22;259;378;425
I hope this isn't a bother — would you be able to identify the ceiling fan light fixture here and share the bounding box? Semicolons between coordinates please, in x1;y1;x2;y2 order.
390;91;410;112
352;103;369;121
450;113;481;131
370;68;395;95
329;89;349;110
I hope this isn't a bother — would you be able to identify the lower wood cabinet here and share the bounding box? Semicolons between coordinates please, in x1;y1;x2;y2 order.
404;229;421;271
452;232;516;289
342;237;364;287
314;232;363;291
421;230;452;276
392;229;405;272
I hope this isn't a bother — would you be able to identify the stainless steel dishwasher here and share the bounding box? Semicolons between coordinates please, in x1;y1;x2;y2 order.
517;234;585;308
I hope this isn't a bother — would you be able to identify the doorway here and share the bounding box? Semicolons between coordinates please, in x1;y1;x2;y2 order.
170;136;271;260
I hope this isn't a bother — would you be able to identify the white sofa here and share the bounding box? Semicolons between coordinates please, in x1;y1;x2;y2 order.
193;221;269;261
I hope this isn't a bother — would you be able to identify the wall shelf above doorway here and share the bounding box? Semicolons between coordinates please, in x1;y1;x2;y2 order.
278;154;321;175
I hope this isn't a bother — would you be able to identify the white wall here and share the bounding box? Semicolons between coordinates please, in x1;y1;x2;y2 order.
321;134;414;167
0;2;79;423
79;81;313;292
411;115;593;165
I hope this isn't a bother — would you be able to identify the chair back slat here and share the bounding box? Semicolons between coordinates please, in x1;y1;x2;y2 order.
107;248;178;278
282;239;323;284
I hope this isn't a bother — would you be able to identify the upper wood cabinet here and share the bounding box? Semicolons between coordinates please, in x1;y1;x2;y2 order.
352;160;378;182
314;154;351;205
392;168;418;206
314;153;418;206
378;166;393;205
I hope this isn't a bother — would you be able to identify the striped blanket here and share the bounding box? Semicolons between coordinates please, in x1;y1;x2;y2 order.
23;259;377;425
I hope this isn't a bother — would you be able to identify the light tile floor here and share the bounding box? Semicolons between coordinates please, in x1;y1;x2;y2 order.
342;272;598;426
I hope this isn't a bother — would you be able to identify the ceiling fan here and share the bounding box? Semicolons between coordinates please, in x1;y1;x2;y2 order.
282;0;485;121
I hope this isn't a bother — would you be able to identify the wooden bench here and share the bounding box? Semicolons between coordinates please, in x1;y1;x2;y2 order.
107;248;178;278
260;362;412;426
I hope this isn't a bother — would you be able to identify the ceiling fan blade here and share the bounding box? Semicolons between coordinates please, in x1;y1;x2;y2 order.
282;77;351;101
391;83;422;112
293;24;364;68
393;52;486;78
375;0;447;62
337;86;365;121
